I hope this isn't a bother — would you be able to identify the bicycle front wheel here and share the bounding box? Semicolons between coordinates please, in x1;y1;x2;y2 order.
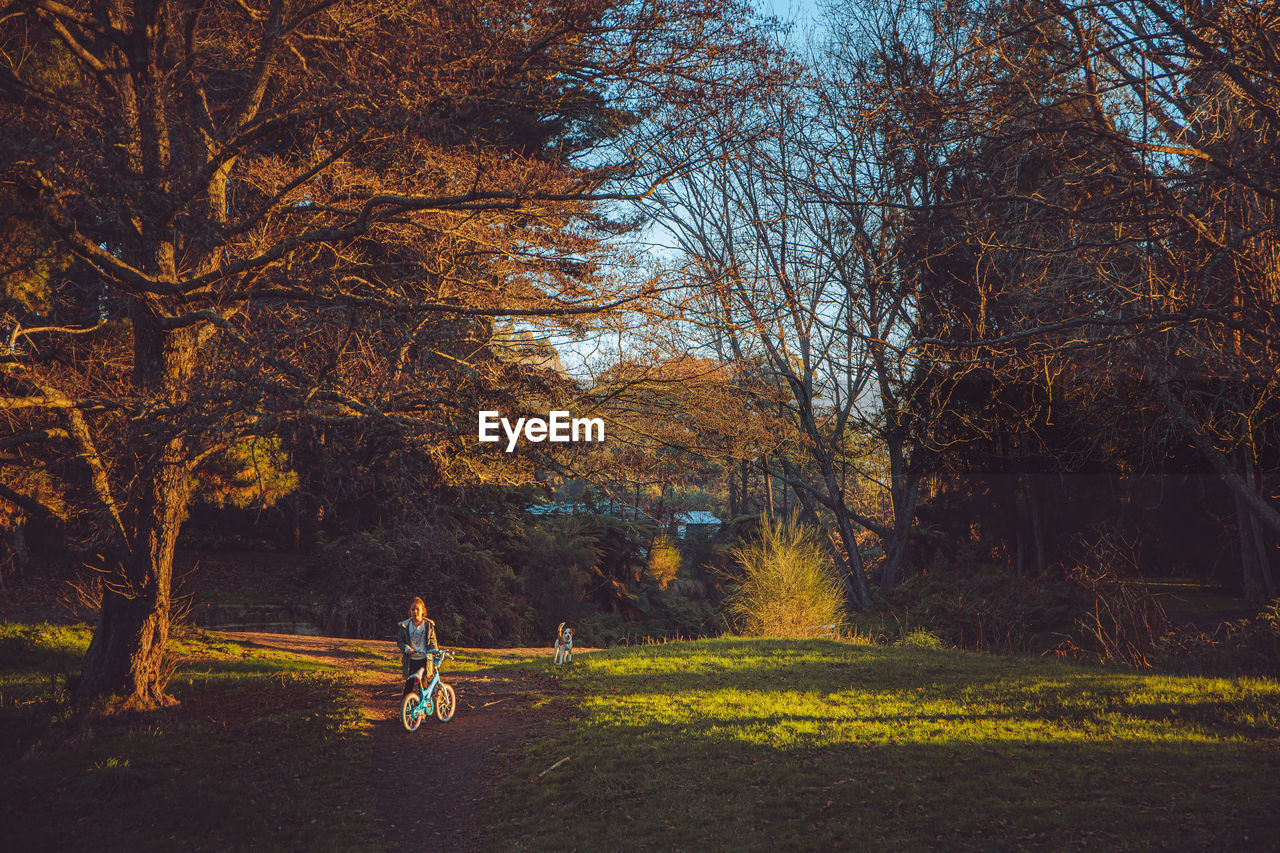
402;692;423;732
434;683;456;722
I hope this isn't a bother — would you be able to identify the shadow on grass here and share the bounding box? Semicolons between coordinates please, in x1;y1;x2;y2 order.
0;651;378;850
2;732;378;850
499;731;1279;852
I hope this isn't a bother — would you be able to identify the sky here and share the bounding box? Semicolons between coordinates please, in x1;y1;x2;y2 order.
758;0;819;29
538;0;827;383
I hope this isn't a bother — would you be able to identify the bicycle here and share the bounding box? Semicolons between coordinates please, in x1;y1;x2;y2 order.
401;649;457;732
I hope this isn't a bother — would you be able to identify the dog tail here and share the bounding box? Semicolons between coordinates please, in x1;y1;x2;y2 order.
556;621;566;637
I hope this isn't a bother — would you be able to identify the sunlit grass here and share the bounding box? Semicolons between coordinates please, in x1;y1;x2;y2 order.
483;638;1280;851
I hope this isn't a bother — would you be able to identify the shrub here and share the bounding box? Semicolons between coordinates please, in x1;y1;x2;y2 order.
575;611;627;647
646;534;681;589
899;628;945;650
516;519;599;638
885;562;1079;652
1210;600;1280;676
1161;599;1280;677
722;513;846;638
1053;527;1171;669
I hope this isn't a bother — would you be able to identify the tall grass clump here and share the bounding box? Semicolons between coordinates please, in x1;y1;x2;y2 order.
723;513;846;637
646;533;681;589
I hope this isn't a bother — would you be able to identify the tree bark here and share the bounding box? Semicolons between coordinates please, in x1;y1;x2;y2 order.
832;503;873;609
1244;455;1277;601
779;458;872;609
1030;475;1047;577
77;458;191;705
77;317;200;707
1235;491;1266;606
880;471;921;591
1158;381;1280;542
762;457;775;515
1249;512;1276;601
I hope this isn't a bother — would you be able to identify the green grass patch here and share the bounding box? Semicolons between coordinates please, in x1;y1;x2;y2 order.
0;622;380;850
482;638;1280;851
1142;577;1250;617
448;650;512;672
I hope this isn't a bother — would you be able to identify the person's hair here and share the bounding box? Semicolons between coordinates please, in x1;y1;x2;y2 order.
408;596;426;618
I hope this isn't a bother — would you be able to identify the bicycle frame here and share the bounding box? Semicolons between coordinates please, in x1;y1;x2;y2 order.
405;661;444;715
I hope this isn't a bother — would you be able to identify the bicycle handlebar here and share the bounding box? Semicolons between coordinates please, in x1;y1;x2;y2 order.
407;649;454;660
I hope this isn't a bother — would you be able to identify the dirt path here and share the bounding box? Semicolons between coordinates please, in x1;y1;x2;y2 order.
221;632;559;852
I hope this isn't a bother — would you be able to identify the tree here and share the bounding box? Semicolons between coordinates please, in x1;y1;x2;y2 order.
0;0;766;705
902;0;1155;579
583;354;780;522
910;0;1280;600
644;3;976;606
646;85;873;603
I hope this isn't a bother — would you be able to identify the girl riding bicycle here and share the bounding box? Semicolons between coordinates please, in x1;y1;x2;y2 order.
397;596;438;692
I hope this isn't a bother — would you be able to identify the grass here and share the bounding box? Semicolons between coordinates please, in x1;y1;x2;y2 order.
1141;577;1251;619
481;637;1280;851
7;623;1276;850
0;621;380;851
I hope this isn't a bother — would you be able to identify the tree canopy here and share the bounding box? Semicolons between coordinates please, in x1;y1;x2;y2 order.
0;0;769;705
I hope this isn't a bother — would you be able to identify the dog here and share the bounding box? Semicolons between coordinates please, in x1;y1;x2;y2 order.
554;622;574;664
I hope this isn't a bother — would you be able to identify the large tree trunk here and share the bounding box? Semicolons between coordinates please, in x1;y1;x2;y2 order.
1248;513;1276;602
1158;380;1280;542
833;503;873;610
78;438;192;706
1235;491;1267;606
77;316;200;707
880;448;923;591
1029;475;1047;577
1157;381;1280;606
779;459;872;610
880;481;920;590
873;354;929;592
1243;455;1276;602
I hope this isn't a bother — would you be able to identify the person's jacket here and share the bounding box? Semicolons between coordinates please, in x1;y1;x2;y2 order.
397;617;438;679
